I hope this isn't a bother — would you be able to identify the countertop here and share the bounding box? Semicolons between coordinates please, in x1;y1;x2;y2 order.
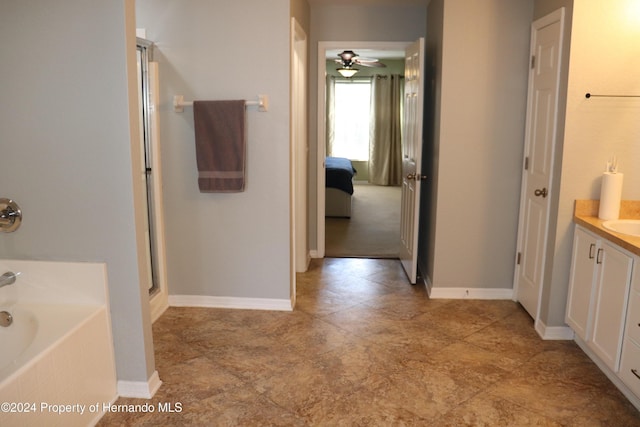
574;200;640;257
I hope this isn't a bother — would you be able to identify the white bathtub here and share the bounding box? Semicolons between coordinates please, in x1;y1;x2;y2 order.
0;260;117;427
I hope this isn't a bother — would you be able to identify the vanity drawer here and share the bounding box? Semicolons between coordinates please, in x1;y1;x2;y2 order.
627;291;640;345
620;339;640;398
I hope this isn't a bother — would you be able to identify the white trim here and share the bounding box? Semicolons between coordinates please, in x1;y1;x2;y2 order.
316;40;412;259
117;370;162;399
534;318;574;340
169;295;293;311
147;60;170;323
428;287;514;300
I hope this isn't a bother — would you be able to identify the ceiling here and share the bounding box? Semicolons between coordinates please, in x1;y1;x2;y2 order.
309;0;428;5
314;0;427;60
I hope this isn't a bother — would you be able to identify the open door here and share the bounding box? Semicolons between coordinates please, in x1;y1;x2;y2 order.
399;38;425;284
514;9;565;319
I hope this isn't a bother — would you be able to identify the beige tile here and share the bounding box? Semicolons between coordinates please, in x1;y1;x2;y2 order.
364;364;483;419
195;388;307;426
420;341;521;388
98;258;640;426
434;393;564;427
157;356;244;401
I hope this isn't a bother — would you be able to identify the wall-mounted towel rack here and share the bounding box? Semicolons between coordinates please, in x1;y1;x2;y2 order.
585;92;640;99
173;95;269;113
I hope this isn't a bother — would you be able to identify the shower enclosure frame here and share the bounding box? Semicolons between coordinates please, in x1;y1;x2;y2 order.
137;37;169;321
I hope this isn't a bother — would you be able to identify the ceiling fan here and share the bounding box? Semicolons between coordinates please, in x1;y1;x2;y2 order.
335;50;386;77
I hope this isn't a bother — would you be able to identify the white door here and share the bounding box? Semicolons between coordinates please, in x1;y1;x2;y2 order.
399;38;425;284
515;9;565;319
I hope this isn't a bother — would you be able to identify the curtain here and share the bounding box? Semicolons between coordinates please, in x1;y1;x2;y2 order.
326;75;335;156
368;74;404;186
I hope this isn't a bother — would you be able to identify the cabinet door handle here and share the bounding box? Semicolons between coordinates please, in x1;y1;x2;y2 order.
589;243;595;259
596;248;603;264
632;369;640;380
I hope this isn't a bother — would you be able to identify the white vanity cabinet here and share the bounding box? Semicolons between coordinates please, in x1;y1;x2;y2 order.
619;272;640;397
566;225;633;372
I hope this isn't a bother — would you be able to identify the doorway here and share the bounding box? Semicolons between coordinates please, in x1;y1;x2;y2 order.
317;41;410;259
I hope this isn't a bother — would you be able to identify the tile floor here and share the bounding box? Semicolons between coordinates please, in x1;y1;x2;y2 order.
98;258;640;426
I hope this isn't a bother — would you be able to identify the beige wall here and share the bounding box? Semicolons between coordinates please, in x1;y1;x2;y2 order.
546;0;640;326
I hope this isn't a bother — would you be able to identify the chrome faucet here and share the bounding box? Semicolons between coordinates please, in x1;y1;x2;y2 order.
0;198;22;232
0;205;19;225
0;271;18;288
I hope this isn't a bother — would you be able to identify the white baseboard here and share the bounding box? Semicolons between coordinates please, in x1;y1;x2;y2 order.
117;370;162;399
535;319;574;340
169;295;293;311
421;273;514;300
310;249;320;258
428;286;514;300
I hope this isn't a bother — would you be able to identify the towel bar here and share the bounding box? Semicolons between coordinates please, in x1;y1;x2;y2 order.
173;95;268;113
585;92;640;99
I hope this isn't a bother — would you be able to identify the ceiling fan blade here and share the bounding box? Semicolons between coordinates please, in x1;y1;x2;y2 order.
353;56;378;62
355;60;386;68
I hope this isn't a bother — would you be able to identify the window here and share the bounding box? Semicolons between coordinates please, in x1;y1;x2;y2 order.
331;79;371;161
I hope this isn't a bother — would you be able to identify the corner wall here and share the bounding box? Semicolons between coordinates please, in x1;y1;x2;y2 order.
0;0;154;384
136;0;292;302
422;0;533;292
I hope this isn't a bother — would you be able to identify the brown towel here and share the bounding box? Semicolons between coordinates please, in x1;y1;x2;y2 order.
193;100;246;192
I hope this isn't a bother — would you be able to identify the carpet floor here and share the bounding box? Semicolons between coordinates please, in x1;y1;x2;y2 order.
325;184;401;258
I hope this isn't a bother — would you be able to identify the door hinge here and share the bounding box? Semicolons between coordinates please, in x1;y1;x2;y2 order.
531;55;535;69
516;252;522;265
524;157;529;170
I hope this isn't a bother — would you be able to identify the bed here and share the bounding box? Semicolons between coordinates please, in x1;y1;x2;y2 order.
325;156;356;218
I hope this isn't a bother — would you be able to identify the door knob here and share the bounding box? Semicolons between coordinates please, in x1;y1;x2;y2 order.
406;173;427;181
534;188;548;198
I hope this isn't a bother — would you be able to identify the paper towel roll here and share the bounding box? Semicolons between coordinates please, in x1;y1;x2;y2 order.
598;172;624;220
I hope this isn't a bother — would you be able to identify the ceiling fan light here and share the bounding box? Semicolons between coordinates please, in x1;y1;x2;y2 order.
339;50;356;61
337;67;358;78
